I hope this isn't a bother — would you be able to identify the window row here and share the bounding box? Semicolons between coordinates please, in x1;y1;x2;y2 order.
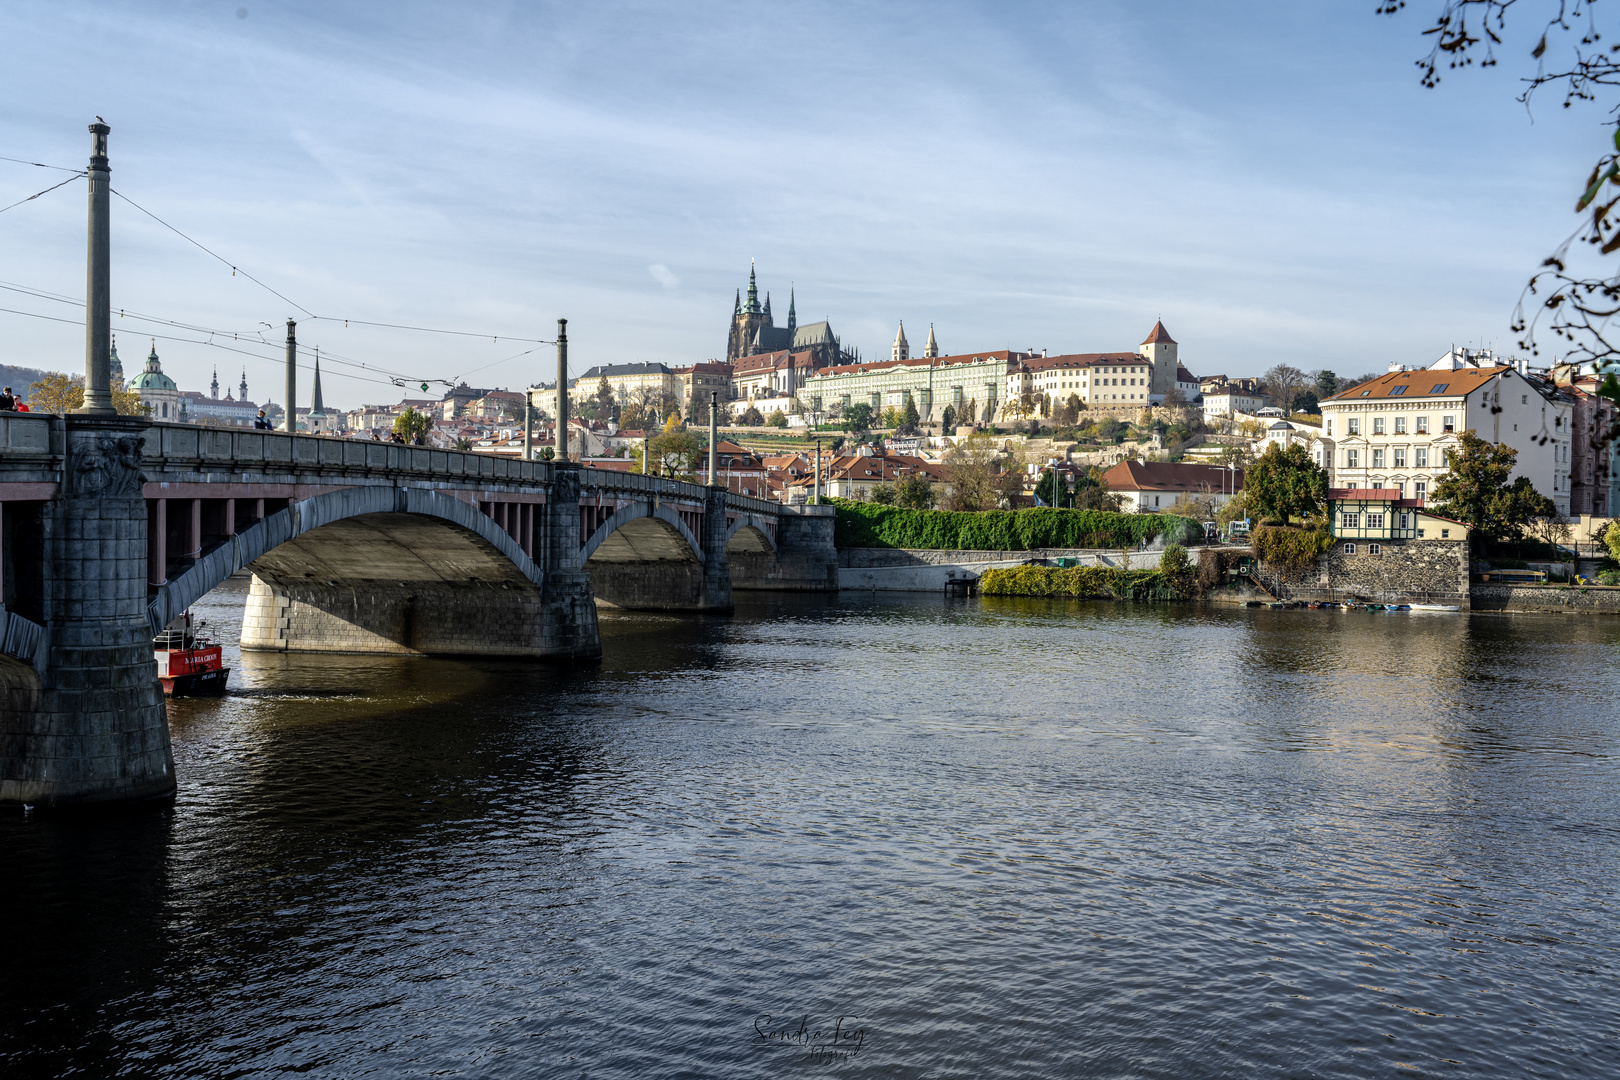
1330;415;1454;436
1343;448;1446;469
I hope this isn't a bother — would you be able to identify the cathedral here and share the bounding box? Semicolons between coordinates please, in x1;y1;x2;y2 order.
725;264;855;369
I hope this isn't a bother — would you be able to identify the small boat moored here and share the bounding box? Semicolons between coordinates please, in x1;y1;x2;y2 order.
1409;603;1461;612
154;613;229;696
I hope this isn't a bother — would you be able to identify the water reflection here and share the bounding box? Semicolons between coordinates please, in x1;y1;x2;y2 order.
2;583;1617;1078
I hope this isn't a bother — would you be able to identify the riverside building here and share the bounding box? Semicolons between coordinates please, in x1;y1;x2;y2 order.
1318;348;1572;516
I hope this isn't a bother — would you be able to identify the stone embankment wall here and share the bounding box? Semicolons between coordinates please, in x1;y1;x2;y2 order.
1225;538;1471;607
1471;583;1620;613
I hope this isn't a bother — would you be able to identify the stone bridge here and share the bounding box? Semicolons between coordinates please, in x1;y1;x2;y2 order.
0;414;835;806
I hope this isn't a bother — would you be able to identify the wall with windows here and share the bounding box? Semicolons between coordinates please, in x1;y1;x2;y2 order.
1261;536;1472;605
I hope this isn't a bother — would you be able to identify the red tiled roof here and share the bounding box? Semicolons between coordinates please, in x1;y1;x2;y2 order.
1102;460;1244;493
1142;320;1176;345
1015;352;1142;372
1324;366;1505;403
816;350;1032;377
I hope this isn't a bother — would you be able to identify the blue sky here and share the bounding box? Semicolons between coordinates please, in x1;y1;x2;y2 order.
0;1;1606;410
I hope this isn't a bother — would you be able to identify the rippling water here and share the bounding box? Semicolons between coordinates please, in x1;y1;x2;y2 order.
3;578;1618;1078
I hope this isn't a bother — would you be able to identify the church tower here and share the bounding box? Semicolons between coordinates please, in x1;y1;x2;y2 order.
210;367;219;400
892;322;909;363
787;288;797;336
924;324;939;359
726;261;774;362
1141;320;1178;399
308;349;328;432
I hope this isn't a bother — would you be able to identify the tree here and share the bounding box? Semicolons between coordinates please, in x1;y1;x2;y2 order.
1528;513;1572;553
1245;442;1328;524
28;372;148;416
738;404;764;426
1074;465;1124;511
766;410;787;428
1159;543;1194;593
1216;489;1250;530
1262;364;1308;415
1429;429;1558;543
1292;389;1321;415
1605;519;1620;561
901;391;920;429
870;483;899;505
940;404;957;434
1380;2;1620;421
594;376;614;417
893;473;935;510
1166;490;1219;522
393;406;433;442
1034;467;1070;507
648;413;703;476
1313;369;1340;399
941;431;1002;510
843;403;874;436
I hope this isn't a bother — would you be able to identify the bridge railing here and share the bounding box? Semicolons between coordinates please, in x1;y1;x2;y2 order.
139;422;556;486
578;469;711;505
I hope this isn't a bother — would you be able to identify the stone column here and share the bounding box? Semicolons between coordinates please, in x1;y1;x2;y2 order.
0;416;174;806
79;122;115;416
283;320;297;433
555;318;569;462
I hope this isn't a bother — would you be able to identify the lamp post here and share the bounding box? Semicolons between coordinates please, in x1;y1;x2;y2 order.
707;390;718;486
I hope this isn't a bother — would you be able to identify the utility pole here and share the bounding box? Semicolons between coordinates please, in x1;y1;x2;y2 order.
79;120;114;415
283;320;297;432
708;390;718;486
555;318;569;462
814;438;821;505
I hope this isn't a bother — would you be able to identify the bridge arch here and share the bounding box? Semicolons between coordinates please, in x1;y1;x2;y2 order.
147;486;541;635
723;513;777;555
578;502;704;568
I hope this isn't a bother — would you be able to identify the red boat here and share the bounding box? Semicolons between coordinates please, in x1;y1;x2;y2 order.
153;614;229;696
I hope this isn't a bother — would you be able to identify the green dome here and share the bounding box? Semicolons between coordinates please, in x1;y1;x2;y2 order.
130;369;177;391
131;345;177;391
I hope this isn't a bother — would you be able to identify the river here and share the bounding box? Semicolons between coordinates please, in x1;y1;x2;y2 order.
3;577;1617;1078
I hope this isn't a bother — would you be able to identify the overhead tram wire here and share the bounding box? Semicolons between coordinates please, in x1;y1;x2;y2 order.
107;187;557;346
0;155;87;174
1;173;83;215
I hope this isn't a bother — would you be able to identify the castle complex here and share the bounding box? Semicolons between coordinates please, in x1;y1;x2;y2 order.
724;263;852;370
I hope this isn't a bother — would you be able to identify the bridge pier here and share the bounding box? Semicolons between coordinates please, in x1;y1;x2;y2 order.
0;418;174;807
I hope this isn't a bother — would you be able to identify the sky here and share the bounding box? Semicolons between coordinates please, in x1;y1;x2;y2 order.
0;0;1609;411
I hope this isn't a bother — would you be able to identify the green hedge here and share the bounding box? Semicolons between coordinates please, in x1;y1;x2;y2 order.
1251;524;1334;572
978;565;1188;601
831;500;1200;551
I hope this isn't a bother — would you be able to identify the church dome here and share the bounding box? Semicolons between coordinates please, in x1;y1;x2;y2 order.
130;345;177;392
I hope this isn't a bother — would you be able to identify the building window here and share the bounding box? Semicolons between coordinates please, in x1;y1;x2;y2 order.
1372;449;1385;468
1344;543;1356;554
1347;418;1360;436
1366;513;1384;529
1326;419;1333;435
1415;480;1427;499
1341;512;1360;528
1416;416;1428;434
1346;449;1359;468
1369;543;1382;555
1443;415;1455;433
1414;448;1428;468
1441;528;1450;539
1373;417;1385;434
1395;417;1406;434
1393;448;1406;468
1417;528;1426;538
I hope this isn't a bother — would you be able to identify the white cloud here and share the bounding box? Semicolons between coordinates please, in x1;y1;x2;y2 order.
648;264;680;289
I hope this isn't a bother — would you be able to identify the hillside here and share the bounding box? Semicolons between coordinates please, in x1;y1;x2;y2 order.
0;364;63;404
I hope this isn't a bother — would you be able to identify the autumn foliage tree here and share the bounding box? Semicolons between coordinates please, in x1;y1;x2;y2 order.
1244;442;1328;524
28;372;148;416
1429;429;1557;543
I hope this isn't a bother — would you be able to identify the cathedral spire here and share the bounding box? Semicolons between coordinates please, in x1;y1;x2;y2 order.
924;322;939;358
309;348;325;419
892;321;910;363
763;291;773;323
787;288;797;335
745;260;761;314
734;289;741;316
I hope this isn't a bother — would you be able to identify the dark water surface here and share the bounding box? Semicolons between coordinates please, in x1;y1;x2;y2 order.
4;577;1619;1078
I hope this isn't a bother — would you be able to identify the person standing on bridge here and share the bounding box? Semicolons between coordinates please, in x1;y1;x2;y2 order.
0;387;15;411
253;410;272;430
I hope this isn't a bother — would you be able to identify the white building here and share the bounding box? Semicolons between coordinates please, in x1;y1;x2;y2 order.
1319;355;1572;514
1203;389;1266;418
129;343;180;421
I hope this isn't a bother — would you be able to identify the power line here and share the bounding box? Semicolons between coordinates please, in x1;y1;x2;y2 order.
0;155;85;175
0;173;82;215
306;314;555;345
109;187;316;317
